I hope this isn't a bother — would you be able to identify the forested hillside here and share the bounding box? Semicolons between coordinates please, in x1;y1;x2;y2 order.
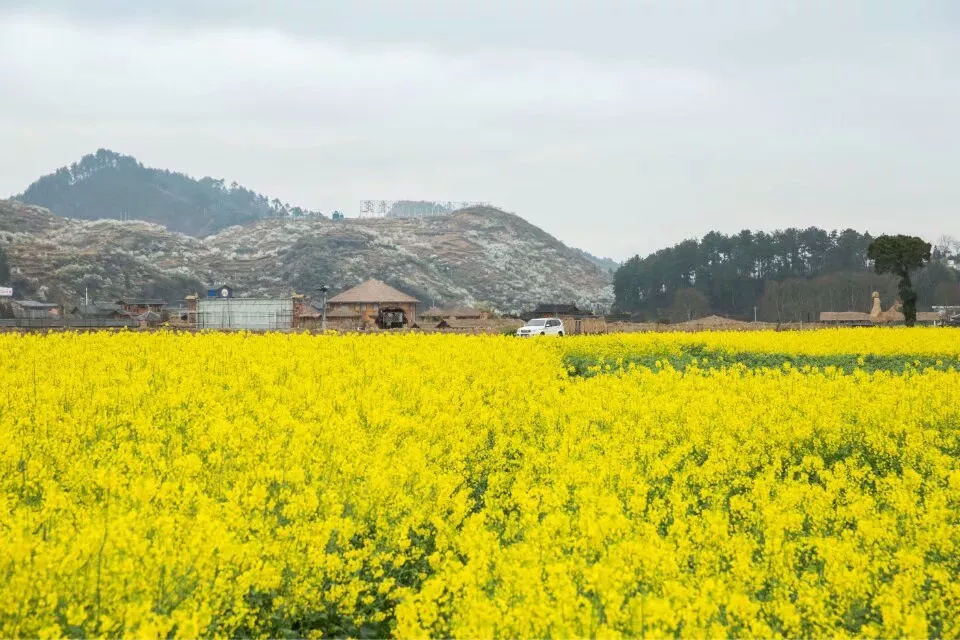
16;149;323;236
614;228;960;322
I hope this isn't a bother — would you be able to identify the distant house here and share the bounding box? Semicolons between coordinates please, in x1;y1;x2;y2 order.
901;311;943;326
136;310;164;328
294;301;325;330
323;306;363;330
819;311;873;326
522;303;587;321
72;302;128;319
516;303;607;333
434;317;523;333
327;279;419;329
12;300;63;320
186;293;296;331
117;298;166;316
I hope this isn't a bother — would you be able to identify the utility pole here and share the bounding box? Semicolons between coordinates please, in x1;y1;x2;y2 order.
85;287;89;307
318;284;329;330
753;306;757;323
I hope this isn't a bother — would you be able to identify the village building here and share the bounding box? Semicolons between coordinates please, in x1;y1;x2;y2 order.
12;300;63;319
521;303;586;321
72;302;128;319
185;291;298;330
294;303;325;330
421;306;486;320
63;302;137;328
434;317;524;333
136;311;164;328
818;311;874;327
117;298;167;316
519;302;606;334
323;306;363;330
326;279;419;329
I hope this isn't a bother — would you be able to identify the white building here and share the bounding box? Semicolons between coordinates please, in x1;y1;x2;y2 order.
193;297;295;330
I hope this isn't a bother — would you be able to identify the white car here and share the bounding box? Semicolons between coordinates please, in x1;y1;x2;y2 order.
516;317;564;337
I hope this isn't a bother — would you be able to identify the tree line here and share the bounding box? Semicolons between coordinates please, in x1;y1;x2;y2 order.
614;228;960;322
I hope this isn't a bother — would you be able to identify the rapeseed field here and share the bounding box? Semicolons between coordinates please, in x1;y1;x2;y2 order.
1;329;959;638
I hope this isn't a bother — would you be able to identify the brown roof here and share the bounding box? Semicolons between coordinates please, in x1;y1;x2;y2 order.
328;279;419;304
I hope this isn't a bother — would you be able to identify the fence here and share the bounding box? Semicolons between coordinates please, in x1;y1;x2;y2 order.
0;318;139;329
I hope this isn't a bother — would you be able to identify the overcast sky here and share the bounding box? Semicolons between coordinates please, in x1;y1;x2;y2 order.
1;1;957;259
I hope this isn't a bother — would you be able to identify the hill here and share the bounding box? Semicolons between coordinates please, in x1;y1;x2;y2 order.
15;149;322;236
0;200;612;313
572;248;619;273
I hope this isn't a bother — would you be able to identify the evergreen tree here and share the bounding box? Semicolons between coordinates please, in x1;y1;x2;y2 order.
867;235;931;326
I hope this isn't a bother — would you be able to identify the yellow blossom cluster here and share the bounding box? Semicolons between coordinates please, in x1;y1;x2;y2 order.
557;326;960;361
1;330;959;638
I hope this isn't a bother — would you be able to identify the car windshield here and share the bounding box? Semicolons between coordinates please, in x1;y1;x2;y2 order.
527;319;547;326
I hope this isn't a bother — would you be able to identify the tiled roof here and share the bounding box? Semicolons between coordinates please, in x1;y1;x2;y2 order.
328;279;418;304
117;299;166;306
73;303;126;317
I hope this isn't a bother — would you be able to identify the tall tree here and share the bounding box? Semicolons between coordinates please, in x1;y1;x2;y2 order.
867;235;931;326
668;287;710;322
